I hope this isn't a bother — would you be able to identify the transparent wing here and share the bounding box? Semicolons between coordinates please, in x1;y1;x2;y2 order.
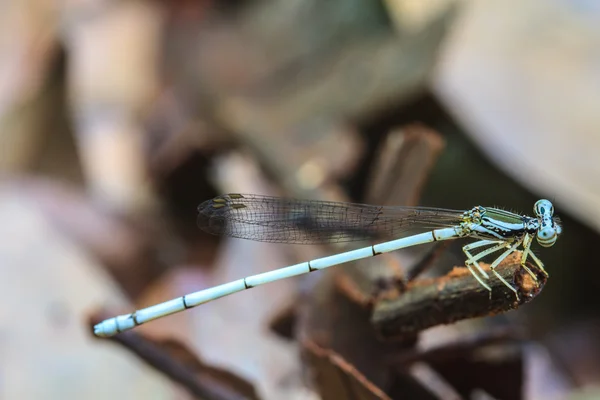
197;194;464;244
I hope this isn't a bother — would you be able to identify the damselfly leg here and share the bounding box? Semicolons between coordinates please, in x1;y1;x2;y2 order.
463;240;508;278
463;261;492;292
463;234;550;300
520;234;549;278
462;239;524;299
519;234;538;281
486;239;524;299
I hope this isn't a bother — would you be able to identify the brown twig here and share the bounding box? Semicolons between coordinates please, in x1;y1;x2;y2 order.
372;254;547;340
88;311;259;400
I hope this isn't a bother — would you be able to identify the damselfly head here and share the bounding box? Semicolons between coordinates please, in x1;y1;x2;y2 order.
533;199;561;247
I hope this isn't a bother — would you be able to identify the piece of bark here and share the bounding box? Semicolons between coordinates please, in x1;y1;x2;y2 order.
372;254;547;340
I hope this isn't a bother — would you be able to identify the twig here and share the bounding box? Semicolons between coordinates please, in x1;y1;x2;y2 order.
372;254;547;340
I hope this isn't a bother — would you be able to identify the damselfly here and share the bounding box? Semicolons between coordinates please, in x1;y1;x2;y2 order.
94;194;561;337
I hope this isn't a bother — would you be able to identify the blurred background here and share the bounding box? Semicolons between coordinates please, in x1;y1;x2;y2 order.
1;0;600;399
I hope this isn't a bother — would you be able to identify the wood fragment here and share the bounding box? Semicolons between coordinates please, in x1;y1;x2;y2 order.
372;254;547;340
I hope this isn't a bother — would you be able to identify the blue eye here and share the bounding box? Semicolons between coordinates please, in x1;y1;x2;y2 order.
534;199;554;217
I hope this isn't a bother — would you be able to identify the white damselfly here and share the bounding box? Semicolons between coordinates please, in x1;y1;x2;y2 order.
94;194;561;337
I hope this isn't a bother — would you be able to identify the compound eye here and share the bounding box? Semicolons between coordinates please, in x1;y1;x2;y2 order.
536;226;557;247
534;199;554;217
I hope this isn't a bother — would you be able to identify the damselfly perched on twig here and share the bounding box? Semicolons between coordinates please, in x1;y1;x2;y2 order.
94;194;562;337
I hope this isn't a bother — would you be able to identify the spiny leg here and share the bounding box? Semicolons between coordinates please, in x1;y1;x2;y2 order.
528;250;548;276
462;240;503;293
523;241;549;278
489;239;524;300
463;240;505;279
464;261;492;292
465;242;509;287
519;234;539;281
465;242;507;300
